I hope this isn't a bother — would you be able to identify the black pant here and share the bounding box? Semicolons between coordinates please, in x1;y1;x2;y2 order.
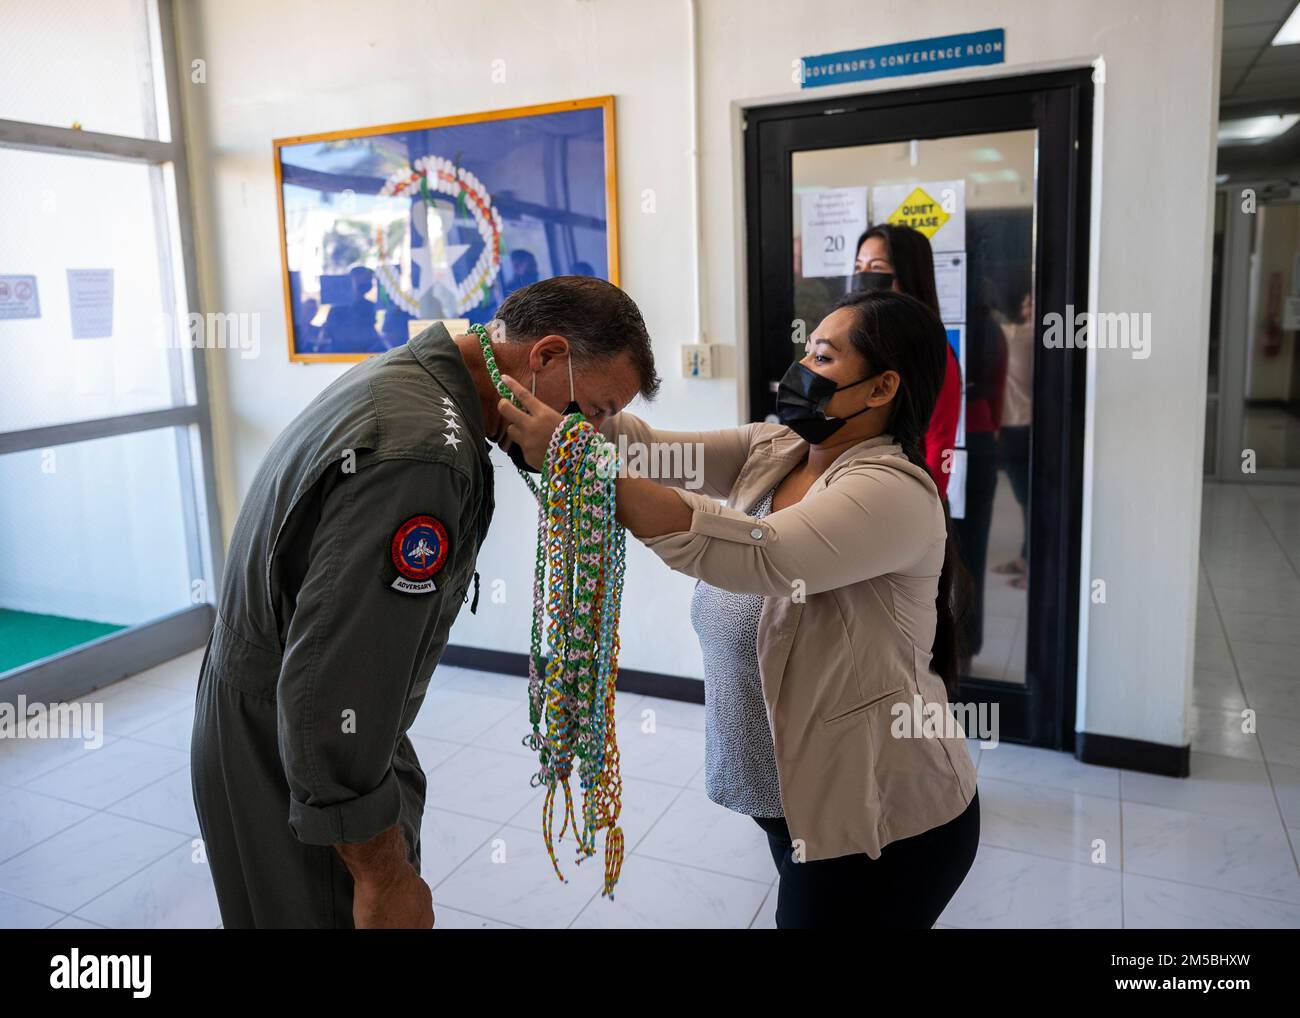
999;425;1031;561
954;431;999;655
752;790;980;929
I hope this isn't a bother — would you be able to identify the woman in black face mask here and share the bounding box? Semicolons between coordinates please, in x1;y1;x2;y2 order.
849;224;962;506
498;289;979;929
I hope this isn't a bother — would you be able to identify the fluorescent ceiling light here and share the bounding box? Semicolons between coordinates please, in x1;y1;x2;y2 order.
1217;113;1300;145
970;169;1019;184
1272;3;1300;45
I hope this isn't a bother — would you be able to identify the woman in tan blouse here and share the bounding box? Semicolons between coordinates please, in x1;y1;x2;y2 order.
499;289;979;928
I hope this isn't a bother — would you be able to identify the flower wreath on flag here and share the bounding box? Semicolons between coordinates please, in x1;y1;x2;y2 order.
374;156;504;316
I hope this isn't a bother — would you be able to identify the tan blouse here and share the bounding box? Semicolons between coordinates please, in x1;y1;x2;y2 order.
601;411;978;861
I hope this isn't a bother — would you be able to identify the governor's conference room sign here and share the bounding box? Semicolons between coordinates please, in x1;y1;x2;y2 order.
801;28;1005;88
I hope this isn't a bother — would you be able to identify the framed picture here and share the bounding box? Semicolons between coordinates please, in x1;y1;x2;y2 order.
272;96;619;363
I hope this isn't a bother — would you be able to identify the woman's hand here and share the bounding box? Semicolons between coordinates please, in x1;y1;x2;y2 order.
496;373;693;538
496;374;563;470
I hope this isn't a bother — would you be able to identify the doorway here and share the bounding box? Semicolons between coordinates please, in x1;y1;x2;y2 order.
1206;181;1300;483
743;69;1093;748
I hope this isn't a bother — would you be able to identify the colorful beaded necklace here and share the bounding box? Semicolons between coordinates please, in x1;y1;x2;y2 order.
470;323;626;897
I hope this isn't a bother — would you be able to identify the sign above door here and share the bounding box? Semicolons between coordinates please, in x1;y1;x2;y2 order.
801;28;1005;89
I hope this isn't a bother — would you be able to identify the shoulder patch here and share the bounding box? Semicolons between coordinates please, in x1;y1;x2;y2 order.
390;514;450;594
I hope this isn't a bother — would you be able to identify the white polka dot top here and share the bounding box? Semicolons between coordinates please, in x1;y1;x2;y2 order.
688;486;784;818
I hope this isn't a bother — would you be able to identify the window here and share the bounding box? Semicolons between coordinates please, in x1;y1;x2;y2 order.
0;0;221;695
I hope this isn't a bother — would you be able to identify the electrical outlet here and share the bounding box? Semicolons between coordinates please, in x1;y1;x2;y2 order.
680;343;714;378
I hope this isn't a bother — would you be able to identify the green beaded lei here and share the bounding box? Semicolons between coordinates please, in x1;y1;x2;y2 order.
470;322;627;896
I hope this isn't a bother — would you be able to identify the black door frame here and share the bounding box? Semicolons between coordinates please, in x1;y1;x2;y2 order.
743;69;1093;750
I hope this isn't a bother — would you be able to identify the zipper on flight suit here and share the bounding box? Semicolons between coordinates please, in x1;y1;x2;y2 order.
466;571;480;614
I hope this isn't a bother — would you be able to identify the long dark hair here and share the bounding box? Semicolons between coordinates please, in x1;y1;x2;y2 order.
831;288;968;696
855;223;941;317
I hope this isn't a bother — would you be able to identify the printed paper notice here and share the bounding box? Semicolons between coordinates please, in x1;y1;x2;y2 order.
934;250;967;323
67;268;114;339
0;275;40;320
800;186;868;278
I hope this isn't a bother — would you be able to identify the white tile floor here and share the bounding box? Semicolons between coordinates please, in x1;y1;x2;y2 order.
0;482;1297;929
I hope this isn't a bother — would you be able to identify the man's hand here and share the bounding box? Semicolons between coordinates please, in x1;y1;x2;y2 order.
335;824;434;929
352;862;434;929
497;373;564;470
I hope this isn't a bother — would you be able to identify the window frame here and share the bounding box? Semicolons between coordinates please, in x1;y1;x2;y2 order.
0;0;223;702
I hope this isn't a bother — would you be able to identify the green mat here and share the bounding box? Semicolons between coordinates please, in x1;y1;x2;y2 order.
0;608;127;673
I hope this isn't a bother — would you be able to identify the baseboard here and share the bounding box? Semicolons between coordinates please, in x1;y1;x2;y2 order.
1075;730;1190;777
440;644;705;704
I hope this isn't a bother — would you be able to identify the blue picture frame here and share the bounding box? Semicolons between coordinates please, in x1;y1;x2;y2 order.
273;96;619;362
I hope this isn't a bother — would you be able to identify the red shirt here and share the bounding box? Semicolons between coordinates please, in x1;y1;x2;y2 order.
964;325;1009;436
923;343;962;500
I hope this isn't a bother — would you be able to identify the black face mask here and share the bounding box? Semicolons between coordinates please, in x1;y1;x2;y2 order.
775;360;876;444
505;358;581;473
847;270;894;295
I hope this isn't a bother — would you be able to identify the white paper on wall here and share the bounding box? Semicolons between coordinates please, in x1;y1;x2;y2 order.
800;186;869;277
66;268;114;339
935;250;967;323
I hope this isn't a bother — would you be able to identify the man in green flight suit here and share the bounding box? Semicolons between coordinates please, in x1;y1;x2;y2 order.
191;276;658;928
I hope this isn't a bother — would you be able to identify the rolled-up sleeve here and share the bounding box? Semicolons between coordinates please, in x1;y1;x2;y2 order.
640;462;945;597
276;457;472;846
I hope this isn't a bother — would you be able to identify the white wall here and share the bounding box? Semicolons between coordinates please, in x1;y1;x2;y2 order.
177;0;1221;749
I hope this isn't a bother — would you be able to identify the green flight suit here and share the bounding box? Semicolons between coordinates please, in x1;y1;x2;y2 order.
190;323;495;928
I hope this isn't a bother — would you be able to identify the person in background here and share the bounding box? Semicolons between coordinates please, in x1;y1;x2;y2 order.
853;224;962;502
320;265;382;352
505;249;540;294
295;297;321;351
379;306;414;351
994;289;1034;588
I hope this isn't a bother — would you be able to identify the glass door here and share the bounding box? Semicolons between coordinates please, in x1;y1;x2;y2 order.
791;130;1037;688
744;70;1093;748
1210;185;1300;483
0;0;222;703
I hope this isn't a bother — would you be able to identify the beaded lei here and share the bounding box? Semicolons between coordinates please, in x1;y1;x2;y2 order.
470;323;627;897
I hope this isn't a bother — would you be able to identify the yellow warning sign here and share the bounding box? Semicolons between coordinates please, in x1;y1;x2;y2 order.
886;186;950;239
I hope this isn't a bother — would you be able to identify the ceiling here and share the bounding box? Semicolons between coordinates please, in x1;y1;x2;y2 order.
1222;0;1300;109
1219;0;1300;178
